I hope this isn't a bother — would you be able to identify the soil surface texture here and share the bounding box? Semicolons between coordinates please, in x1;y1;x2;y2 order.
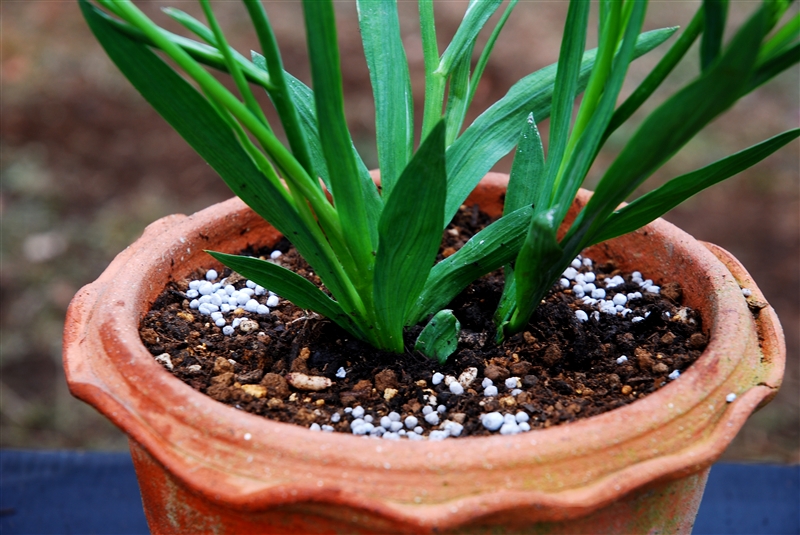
139;206;706;440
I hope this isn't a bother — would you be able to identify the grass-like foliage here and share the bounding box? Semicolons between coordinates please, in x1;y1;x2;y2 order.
80;0;799;357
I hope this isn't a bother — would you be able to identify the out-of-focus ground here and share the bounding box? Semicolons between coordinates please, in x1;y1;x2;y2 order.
1;1;797;461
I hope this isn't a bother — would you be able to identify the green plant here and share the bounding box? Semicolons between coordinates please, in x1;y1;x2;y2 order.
80;0;798;357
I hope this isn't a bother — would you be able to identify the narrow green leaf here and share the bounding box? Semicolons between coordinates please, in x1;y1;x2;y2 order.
162;7;215;44
508;208;564;334
419;0;445;140
604;8;704;141
98;5;272;89
567;0;621;156
409;204;533;325
544;0;590;197
466;0;518;113
207;251;365;339
505;113;545;216
437;0;503;76
590;129;800;244
444;27;678;225
570;5;770;249
746;41;800;93
759;12;800;63
303;1;376;282
80;0;361;323
199;0;269;128
701;0;728;71
551;0;647;224
267;64;383;247
243;0;315;180
374;121;447;352
357;0;413;198
492;267;515;343
444;41;474;147
415;310;461;365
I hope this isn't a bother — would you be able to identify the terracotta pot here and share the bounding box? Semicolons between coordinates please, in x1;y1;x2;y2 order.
63;173;784;534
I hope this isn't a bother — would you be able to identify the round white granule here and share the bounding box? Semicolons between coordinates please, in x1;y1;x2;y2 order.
309;423;321;431
256;304;269;315
424;412;440;425
189;299;200;310
222;326;234;336
741;288;752;297
481;412;504;431
571;258;582;269
481;377;493;388
388;411;401;421
515;411;529;423
429;430;450;441
214;318;226;328
198;281;214;296
560;278;570;288
575;310;589;322
668;370;681;380
431;372;444;385
449;382;464;395
335;367;346;378
189;280;201;290
563;267;578;280
206;269;218;281
186;289;199;299
726;393;737;403
244;299;260;313
351;406;365;418
616;355;628;364
330;412;341;423
483;385;498;397
584;271;595;282
254;285;266;296
613;293;627;306
270;250;283;259
583;283;596;292
505;377;519;389
266;295;280;307
592;288;606;299
519;422;531;432
499;422;520;435
413;426;424;434
363;415;373;424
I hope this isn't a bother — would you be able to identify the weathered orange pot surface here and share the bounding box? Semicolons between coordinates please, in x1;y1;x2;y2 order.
63;174;784;534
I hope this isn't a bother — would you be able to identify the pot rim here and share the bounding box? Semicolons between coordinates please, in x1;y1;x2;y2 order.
63;173;784;530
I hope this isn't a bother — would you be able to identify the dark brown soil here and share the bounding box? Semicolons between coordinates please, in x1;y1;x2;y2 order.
139;206;706;439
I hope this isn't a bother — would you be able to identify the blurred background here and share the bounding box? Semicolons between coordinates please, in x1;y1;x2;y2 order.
1;1;797;461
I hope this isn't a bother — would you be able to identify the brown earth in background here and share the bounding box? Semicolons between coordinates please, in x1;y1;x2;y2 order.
1;1;798;461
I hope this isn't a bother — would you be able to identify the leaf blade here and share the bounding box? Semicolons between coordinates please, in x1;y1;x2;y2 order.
207;251;364;338
590;129;800;244
409;204;533;325
373;121;447;351
357;0;414;198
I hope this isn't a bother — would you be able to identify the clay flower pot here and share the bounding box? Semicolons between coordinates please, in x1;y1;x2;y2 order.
63;174;784;534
